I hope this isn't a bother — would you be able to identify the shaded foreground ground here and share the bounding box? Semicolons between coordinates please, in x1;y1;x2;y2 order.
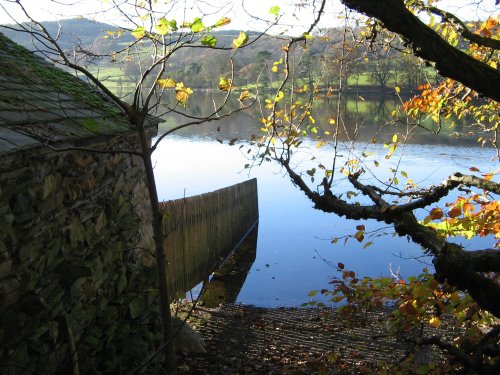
177;303;450;374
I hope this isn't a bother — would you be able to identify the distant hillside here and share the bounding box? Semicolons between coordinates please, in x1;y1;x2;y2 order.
0;18;286;88
1;18;425;99
0;18;130;51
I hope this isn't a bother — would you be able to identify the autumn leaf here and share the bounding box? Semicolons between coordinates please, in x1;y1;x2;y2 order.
213;17;231;28
429;316;441;328
232;31;249;48
448;205;462;218
239;90;252;101
174;82;193;105
429;207;444;220
157;78;176;88
354;230;364;242
131;26;146;39
218;76;232;91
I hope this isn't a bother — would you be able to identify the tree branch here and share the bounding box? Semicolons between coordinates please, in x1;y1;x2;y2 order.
426;6;500;51
280;159;500;317
341;0;500;102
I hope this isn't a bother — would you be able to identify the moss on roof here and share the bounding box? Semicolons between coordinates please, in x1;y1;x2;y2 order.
0;32;147;154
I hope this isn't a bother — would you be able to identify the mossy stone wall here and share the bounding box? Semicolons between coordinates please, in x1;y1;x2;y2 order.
0;135;162;374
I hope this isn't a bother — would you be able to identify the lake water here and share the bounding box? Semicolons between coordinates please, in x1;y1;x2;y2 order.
152;97;497;307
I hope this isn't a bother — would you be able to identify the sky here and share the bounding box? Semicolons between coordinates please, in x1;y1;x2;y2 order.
0;0;498;35
0;0;328;34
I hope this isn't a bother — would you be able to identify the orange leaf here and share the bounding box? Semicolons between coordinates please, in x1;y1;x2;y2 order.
354;231;364;242
448;206;462;218
429;207;444;220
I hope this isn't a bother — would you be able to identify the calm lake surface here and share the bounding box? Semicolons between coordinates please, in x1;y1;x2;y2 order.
152;96;497;307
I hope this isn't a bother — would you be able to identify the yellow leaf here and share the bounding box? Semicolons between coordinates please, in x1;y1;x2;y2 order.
429;316;441;328
214;17;231;28
131;26;146;39
239;90;251;101
218;76;232;91
395;86;400;93
157;78;176;88
232;31;249;48
174;82;193;105
354;230;364;242
328;118;335;124
271;65;279;73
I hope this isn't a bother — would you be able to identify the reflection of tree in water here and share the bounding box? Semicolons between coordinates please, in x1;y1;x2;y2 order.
201;226;258;307
159;94;480;147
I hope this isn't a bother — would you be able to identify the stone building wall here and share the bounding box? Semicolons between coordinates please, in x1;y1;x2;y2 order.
0;135;162;374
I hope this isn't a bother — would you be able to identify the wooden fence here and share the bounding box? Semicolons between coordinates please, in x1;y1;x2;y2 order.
159;178;259;300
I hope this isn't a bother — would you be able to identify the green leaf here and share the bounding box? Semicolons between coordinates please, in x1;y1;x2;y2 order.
201;35;217;47
308;290;318;297
232;31;249;48
155;17;171;35
131;26;146;39
269;5;280;16
190;18;205;33
167;19;178;31
363;241;373;249
95;211;107;234
129;296;145;319
155;18;177;35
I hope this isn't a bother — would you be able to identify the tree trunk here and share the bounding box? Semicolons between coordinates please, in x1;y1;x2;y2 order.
136;121;177;374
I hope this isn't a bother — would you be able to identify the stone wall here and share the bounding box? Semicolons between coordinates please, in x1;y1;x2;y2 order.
0;134;162;373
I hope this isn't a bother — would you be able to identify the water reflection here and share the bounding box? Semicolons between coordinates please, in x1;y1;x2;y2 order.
153;97;496;307
201;226;258;307
159;94;480;147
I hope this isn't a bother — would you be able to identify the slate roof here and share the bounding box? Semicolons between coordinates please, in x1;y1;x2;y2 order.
0;32;149;155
